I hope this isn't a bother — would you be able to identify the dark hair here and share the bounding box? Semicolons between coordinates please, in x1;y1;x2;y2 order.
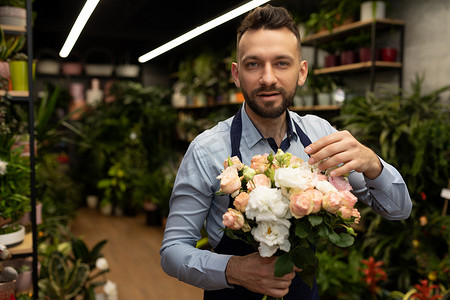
237;5;302;58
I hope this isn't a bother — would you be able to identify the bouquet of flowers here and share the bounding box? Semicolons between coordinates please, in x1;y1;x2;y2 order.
217;149;360;288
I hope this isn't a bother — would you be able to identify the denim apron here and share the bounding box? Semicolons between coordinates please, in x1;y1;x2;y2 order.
204;108;320;300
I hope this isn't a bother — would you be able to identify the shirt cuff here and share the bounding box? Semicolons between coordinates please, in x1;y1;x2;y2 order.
208;253;234;289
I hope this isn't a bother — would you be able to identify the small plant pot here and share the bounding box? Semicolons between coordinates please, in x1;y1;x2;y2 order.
324;54;340;68
9;60;35;91
360;1;386;21
0;224;25;247
340;50;358;65
61;62;83;75
0;6;26;26
4;258;41;293
381;48;398;62
0;280;15;300
317;93;331;106
358;47;372;62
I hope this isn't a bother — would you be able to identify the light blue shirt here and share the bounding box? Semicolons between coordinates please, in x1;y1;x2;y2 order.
160;105;412;290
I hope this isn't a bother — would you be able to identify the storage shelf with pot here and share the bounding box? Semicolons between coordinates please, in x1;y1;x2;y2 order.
0;1;39;299
302;18;405;98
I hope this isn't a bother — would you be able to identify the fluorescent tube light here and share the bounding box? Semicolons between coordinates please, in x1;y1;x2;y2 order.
138;0;271;63
59;0;100;58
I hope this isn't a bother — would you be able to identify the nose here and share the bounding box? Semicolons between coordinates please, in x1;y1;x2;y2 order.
260;63;277;86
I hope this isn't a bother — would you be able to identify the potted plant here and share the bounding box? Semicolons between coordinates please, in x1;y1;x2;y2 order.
0;25;25;86
8;52;32;91
0;0;26;27
360;1;386;21
0;134;30;246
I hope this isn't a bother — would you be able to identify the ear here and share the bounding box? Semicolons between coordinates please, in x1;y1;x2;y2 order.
231;62;241;88
297;60;308;86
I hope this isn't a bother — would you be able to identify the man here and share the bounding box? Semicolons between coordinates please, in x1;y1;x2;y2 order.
160;5;412;299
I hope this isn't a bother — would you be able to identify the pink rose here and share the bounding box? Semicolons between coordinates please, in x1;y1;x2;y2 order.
223;156;244;171
222;208;245;230
247;174;271;192
250;154;269;173
305;189;324;213
234;192;250;212
290;192;314;219
339;190;357;209
338;206;353;219
351;208;361;224
322;191;342;213
219;166;241;195
289;155;304;167
328;175;353;191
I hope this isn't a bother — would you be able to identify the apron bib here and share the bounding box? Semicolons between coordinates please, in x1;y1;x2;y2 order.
204;108;319;300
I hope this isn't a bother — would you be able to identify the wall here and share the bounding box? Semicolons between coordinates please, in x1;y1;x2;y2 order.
390;0;450;97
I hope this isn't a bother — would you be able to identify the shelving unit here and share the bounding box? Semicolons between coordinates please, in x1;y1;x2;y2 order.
2;0;39;298
303;18;405;93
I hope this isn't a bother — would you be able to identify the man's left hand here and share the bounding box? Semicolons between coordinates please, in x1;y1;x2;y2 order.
305;130;382;179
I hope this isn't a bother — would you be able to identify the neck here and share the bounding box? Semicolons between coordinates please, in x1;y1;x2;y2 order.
244;104;288;146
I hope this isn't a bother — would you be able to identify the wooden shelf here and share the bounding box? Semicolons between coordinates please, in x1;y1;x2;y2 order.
9;232;33;256
313;61;402;75
1;24;26;33
302;19;405;45
0;90;30;97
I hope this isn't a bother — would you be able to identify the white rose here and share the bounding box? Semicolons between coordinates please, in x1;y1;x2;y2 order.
103;280;118;295
95;257;109;271
245;186;288;222
274;167;318;191
0;159;8;175
315;180;338;194
252;219;291;257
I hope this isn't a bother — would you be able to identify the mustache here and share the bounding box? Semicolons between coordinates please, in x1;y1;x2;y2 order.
252;86;285;95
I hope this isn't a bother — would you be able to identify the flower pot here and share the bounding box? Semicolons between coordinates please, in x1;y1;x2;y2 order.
0;61;10;82
340;50;357;65
360;1;386;21
358;47;372;62
37;59;60;75
324;54;340;68
61;62;83;75
85;64;114;77
4;258;40;293
9;60;35;91
0;280;15;300
0;224;25;247
381;48;398;62
19;201;43;226
115;64;140;78
0;6;26;27
317;93;331;106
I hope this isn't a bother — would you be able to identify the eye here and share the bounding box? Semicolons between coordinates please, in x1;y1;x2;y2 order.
276;61;290;68
246;61;259;69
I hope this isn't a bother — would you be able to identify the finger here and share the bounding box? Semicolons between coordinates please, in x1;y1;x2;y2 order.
305;133;341;156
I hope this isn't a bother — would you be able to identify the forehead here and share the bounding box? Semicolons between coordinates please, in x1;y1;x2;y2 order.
237;28;299;61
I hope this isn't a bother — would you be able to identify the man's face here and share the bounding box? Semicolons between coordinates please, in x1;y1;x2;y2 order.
232;28;308;119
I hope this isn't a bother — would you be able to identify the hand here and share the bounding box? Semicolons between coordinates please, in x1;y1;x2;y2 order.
225;253;298;297
305;130;382;179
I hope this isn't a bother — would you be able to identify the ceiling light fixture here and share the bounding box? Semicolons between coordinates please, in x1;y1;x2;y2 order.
138;0;271;63
59;0;100;58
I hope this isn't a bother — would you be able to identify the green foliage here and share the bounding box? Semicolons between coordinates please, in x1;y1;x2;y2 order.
38;252;90;300
335;74;450;292
0;0;26;8
0;26;26;61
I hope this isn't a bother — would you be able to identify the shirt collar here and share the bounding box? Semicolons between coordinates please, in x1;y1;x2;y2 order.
240;104;298;149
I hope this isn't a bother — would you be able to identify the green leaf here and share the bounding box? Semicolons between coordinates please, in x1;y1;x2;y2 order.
274;253;294;277
317;224;329;238
329;232;355;247
295;224;309;239
291;246;319;288
308;215;323;226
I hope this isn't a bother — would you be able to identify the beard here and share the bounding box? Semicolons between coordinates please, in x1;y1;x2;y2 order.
242;84;297;119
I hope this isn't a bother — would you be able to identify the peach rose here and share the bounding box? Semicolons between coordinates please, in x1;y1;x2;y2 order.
322;191;342;213
222;208;245;230
219;166;241;195
338;206;353;220
223;156;244;171
351;208;361;224
234;192;250;212
339;190;358;209
250;154;269;173
290;192;314;219
247;174;271;192
305;189;324;213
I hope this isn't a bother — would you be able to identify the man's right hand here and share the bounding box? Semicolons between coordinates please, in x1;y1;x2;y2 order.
225;253;299;297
